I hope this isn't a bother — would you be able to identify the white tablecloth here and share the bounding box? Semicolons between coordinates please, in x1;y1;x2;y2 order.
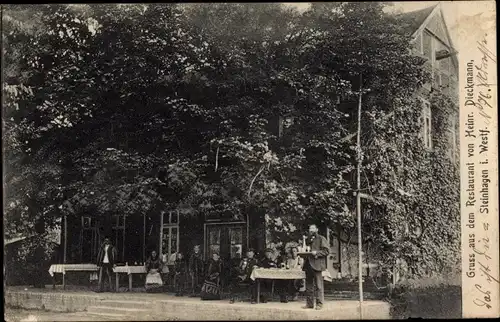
250;268;332;281
48;264;98;277
113;266;148;274
49;264;153;277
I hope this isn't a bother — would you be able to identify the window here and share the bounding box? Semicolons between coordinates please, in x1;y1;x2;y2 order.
208;227;221;259
423;30;454;90
434;40;453;74
82;216;94;229
433;72;442;87
433;41;441;70
80;216;99;263
448;116;457;161
229;227;243;259
278;116;295;138
415;32;423;54
441;73;449;88
422;31;433;60
422;100;432;149
160;211;179;263
440;52;450;71
205;224;246;260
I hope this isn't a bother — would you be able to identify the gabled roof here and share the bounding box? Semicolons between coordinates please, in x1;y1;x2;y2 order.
398;4;439;35
397;3;458;67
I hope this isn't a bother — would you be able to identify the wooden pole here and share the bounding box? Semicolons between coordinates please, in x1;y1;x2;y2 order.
123;215;126;263
143;213;146;264
63;215;68;264
356;72;364;320
246;212;250;254
159;212;164;257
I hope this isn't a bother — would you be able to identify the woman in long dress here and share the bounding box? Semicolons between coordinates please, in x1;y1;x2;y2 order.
145;250;163;292
200;252;223;300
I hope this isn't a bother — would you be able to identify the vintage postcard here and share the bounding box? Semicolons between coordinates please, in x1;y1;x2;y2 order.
2;1;498;321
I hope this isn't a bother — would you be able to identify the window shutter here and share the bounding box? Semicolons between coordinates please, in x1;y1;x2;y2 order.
267;115;280;138
278;115;284;138
447;115;458;161
417;98;424;140
420;99;432;150
422;31;432;60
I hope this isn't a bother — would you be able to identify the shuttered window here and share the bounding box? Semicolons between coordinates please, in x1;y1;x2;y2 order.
422;31;433;61
422;99;432;150
448;116;457;161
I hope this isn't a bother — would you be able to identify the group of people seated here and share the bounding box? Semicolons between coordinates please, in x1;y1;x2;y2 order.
142;244;306;303
228;246;305;304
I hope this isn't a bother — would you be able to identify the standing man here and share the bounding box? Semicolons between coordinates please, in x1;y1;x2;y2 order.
188;244;204;297
302;224;329;310
96;237;117;292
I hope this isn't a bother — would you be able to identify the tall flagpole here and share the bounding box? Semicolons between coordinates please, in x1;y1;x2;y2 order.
356;72;364;320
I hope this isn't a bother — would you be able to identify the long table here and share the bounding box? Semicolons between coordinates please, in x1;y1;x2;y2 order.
48;264;99;289
112;265;147;291
48;264;149;291
250;268;332;303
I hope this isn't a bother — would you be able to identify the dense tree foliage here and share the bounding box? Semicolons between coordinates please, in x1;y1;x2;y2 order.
3;3;459;279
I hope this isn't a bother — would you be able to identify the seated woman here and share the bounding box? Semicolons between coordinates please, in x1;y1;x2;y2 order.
200;252;223;300
145;250;163;292
174;252;188;296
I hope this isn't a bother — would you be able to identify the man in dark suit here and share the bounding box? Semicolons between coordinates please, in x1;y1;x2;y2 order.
229;248;259;304
302;224;329;310
259;248;278;303
188;244;204;296
96;237;118;292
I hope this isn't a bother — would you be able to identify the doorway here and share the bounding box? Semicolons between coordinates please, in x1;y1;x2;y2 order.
205;223;247;265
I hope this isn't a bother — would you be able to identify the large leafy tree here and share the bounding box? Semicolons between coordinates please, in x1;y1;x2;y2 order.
181;3;356;240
